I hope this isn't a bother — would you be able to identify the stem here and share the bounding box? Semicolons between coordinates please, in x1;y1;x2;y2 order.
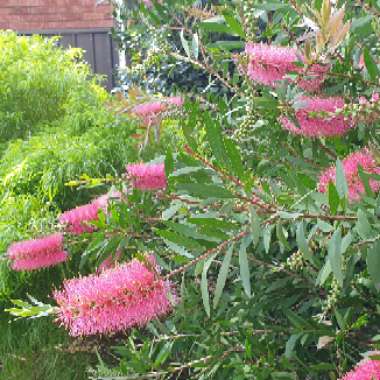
169;52;239;93
164;230;248;280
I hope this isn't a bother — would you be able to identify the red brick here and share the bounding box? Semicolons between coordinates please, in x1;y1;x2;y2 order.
0;0;113;30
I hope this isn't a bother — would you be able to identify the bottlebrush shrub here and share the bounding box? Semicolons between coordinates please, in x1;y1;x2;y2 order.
6;0;380;379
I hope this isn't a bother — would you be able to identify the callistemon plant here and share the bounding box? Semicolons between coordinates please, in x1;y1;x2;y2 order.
53;256;174;336
340;359;380;380
126;162;167;191
7;233;67;271
318;149;380;201
280;96;353;137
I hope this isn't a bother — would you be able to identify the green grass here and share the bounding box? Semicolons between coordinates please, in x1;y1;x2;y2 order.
0;317;93;380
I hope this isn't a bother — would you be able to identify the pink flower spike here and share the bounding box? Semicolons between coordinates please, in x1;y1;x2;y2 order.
244;43;328;91
54;257;175;336
280;96;353;137
318;148;380;202
126;163;167;191
245;43;299;87
340;359;380;380
132;102;167;118
7;233;68;271
59;203;100;235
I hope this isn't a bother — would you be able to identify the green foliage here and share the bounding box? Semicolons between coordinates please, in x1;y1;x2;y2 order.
0;31;110;141
0;318;91;380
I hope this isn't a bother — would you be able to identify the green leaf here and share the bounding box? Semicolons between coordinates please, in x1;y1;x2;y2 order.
157;229;204;252
363;47;380;81
191;33;199;59
249;206;261;247
239;236;252;297
296;223;313;263
204;114;229;167
199;21;232;34
213;244;234;308
366;241;380;291
201;254;216;317
176;183;235;198
316;260;332;286
328;182;340;214
263;225;273;253
224;138;245;180
165;147;174;178
180;29;191;58
222;11;245;38
335;159;348;199
328;229;343;287
153;342;173;368
356;209;373;239
285;333;301;358
207;41;245;50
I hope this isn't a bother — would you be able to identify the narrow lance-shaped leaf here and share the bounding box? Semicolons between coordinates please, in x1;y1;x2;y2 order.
296;222;313;263
213;244;234;308
180;29;191;58
204;113;229;168
363;47;380;81
250;206;261;247
201;253;217;317
239;235;252;297
356;209;373;239
328;228;343;287
192;33;199;60
366;241;380;291
335;159;348;199
328;182;339;214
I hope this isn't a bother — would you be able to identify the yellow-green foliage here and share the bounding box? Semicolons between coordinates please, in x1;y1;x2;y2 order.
0;31;110;141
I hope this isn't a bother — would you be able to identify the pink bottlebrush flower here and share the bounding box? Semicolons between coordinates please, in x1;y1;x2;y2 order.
132;102;167;118
59;202;100;234
53;257;174;336
244;43;328;91
340;359;380;380
318;149;380;201
297;64;330;92
7;233;67;271
245;43;299;87
280;96;353;137
126;162;167;191
131;97;183;125
59;192;120;235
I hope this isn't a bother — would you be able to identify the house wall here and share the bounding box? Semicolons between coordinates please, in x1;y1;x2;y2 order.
0;0;114;31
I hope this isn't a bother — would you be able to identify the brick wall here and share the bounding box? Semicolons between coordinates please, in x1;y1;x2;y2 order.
0;0;114;31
